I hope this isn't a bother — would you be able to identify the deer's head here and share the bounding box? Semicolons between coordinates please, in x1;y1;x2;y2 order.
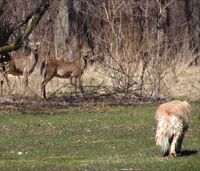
29;41;40;56
81;47;98;65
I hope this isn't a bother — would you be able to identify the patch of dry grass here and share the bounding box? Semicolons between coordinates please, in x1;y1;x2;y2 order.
1;62;200;101
165;65;200;100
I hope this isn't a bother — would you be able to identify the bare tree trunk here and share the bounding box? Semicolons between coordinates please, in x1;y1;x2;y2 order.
185;0;192;36
0;0;6;15
154;0;174;99
54;0;68;59
66;0;93;60
67;0;77;37
154;0;163;99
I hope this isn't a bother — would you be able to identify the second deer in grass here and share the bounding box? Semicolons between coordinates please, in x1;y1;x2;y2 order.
40;49;93;99
0;42;40;95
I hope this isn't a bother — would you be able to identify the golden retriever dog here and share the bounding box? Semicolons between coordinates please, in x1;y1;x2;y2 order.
155;101;191;157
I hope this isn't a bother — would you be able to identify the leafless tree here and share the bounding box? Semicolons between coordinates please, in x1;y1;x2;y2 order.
0;0;53;60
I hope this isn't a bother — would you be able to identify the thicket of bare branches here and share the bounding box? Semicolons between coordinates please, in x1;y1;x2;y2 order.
0;0;199;99
82;0;200;99
0;0;53;56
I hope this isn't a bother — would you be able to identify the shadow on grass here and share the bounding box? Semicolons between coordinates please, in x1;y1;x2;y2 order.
180;150;198;157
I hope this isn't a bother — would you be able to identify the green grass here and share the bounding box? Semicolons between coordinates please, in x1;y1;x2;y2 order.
0;103;199;171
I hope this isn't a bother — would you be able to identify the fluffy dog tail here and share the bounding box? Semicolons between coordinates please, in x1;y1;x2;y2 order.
155;101;191;154
155;114;183;153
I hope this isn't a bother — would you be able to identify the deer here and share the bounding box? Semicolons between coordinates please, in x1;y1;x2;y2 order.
0;41;40;96
40;49;94;99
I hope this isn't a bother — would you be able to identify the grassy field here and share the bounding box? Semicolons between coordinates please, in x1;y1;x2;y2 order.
0;103;199;171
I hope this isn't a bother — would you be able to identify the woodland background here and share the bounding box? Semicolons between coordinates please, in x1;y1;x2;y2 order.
0;0;200;100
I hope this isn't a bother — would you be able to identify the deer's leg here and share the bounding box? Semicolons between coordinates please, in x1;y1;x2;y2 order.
0;73;17;96
78;76;84;95
41;73;55;99
4;75;11;90
3;74;11;92
0;78;3;96
17;76;22;86
20;72;31;96
41;81;47;99
0;72;4;96
70;77;77;96
23;72;29;89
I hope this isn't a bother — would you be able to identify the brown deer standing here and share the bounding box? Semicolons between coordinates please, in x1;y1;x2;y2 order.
0;42;40;95
40;50;93;99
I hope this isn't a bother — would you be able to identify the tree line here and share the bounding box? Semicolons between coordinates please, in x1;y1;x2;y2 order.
0;0;199;99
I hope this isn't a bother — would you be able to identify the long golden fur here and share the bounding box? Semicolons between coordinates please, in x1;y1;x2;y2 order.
155;100;191;157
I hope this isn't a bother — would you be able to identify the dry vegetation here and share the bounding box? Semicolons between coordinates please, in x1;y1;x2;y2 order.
1;60;199;102
0;0;200;102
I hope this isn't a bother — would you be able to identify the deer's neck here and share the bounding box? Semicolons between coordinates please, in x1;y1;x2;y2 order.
81;57;88;70
28;52;38;73
31;52;38;64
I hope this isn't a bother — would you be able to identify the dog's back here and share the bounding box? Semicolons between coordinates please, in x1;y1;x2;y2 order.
155;101;190;127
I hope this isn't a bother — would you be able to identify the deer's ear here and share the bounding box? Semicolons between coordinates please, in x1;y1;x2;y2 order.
29;42;34;46
36;42;40;46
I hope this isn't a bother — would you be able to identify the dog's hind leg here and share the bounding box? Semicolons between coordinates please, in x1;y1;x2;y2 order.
169;133;180;157
176;132;185;155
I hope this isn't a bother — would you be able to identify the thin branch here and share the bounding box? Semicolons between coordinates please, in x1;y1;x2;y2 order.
159;0;175;15
0;0;53;55
0;0;6;15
